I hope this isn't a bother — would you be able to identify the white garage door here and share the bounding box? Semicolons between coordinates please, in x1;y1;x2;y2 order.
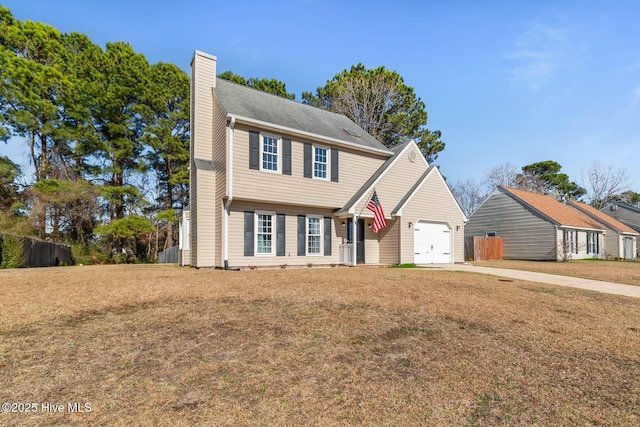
414;222;451;264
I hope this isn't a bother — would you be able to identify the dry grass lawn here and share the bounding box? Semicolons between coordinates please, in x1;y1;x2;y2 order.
1;264;639;426
477;259;640;286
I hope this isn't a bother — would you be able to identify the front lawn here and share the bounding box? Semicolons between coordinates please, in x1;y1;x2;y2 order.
1;265;639;426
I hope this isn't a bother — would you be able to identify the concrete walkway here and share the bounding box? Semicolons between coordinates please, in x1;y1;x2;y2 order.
429;264;640;298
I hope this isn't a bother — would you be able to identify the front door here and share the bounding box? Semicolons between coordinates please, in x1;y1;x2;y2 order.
624;237;634;260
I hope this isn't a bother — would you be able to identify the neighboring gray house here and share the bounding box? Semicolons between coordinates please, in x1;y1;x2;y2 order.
566;200;638;260
601;202;640;256
466;186;605;261
184;51;467;268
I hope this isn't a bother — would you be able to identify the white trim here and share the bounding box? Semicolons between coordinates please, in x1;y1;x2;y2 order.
347;140;435;215
259;134;282;173
352;214;357;266
224;116;236;265
192;50;217;63
312;144;330;180
306;215;323;256
229;114;392;157
255;210;276;256
394;165;468;222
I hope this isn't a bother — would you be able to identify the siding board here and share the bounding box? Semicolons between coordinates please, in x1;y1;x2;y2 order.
465;192;558;260
400;171;466;263
229;201;343;267
231;125;387;208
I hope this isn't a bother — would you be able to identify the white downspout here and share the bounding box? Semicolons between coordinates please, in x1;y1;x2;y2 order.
224;116;235;269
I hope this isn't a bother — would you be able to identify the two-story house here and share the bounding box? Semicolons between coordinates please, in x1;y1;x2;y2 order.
184;51;466;268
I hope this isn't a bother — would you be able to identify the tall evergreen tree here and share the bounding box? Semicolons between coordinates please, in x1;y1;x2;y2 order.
143;62;190;250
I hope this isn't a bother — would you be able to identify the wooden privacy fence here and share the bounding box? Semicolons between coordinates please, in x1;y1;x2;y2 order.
0;233;73;268
465;236;503;262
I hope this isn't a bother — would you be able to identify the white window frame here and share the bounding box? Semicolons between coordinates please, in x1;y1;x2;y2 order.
255;211;276;255
260;134;281;173
563;230;578;254
306;215;323;256
312;145;329;180
587;232;599;254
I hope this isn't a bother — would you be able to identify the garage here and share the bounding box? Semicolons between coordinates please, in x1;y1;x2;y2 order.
414;221;451;264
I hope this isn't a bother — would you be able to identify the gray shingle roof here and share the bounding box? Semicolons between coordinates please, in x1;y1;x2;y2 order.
213;78;391;153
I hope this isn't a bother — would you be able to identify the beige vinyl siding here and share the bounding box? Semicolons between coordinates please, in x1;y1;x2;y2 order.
189;159;197;265
180;250;190;266
228;201;342;267
353;146;427;214
378;219;399;264
193;170;216;267
191;53;216;161
364;224;380;264
465;192;557;260
231;125;387;208
212;95;227;267
189;51;217;267
400;172;466;263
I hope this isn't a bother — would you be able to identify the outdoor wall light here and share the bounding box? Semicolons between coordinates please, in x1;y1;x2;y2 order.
368;223;372;228
341;221;346;227
408;222;413;228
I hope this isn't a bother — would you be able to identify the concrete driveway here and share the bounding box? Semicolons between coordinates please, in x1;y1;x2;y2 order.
430;264;640;298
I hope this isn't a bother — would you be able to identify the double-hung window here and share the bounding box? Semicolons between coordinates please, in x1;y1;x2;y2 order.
563;230;578;254
261;135;280;172
313;146;328;179
307;216;322;255
256;212;275;255
587;232;599;254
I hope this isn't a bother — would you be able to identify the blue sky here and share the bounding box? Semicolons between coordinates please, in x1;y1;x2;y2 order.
2;0;639;191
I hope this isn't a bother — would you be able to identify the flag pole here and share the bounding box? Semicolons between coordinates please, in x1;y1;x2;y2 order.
352;188;376;267
356;188;376;221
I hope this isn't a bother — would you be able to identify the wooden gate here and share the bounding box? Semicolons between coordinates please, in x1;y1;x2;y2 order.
465;236;503;261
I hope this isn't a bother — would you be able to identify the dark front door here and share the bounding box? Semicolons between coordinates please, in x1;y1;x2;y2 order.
357;219;365;264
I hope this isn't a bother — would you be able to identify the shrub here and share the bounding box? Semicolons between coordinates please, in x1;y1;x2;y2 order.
0;233;25;269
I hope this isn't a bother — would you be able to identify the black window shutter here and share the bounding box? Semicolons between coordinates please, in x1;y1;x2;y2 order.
331;149;339;182
249;131;260;170
297;215;306;256
303;143;312;178
244;211;254;256
323;217;332;256
276;214;286;256
282;139;292;176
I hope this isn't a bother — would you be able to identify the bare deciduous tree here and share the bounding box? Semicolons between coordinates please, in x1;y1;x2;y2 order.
484;162;519;189
582;162;631;209
451;178;487;217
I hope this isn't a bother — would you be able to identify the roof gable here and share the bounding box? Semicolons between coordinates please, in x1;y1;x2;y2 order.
336;140;426;215
392;165;468;221
500;186;603;230
568;201;639;234
213;78;390;153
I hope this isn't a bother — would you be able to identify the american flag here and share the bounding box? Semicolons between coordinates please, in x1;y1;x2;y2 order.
366;191;387;233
